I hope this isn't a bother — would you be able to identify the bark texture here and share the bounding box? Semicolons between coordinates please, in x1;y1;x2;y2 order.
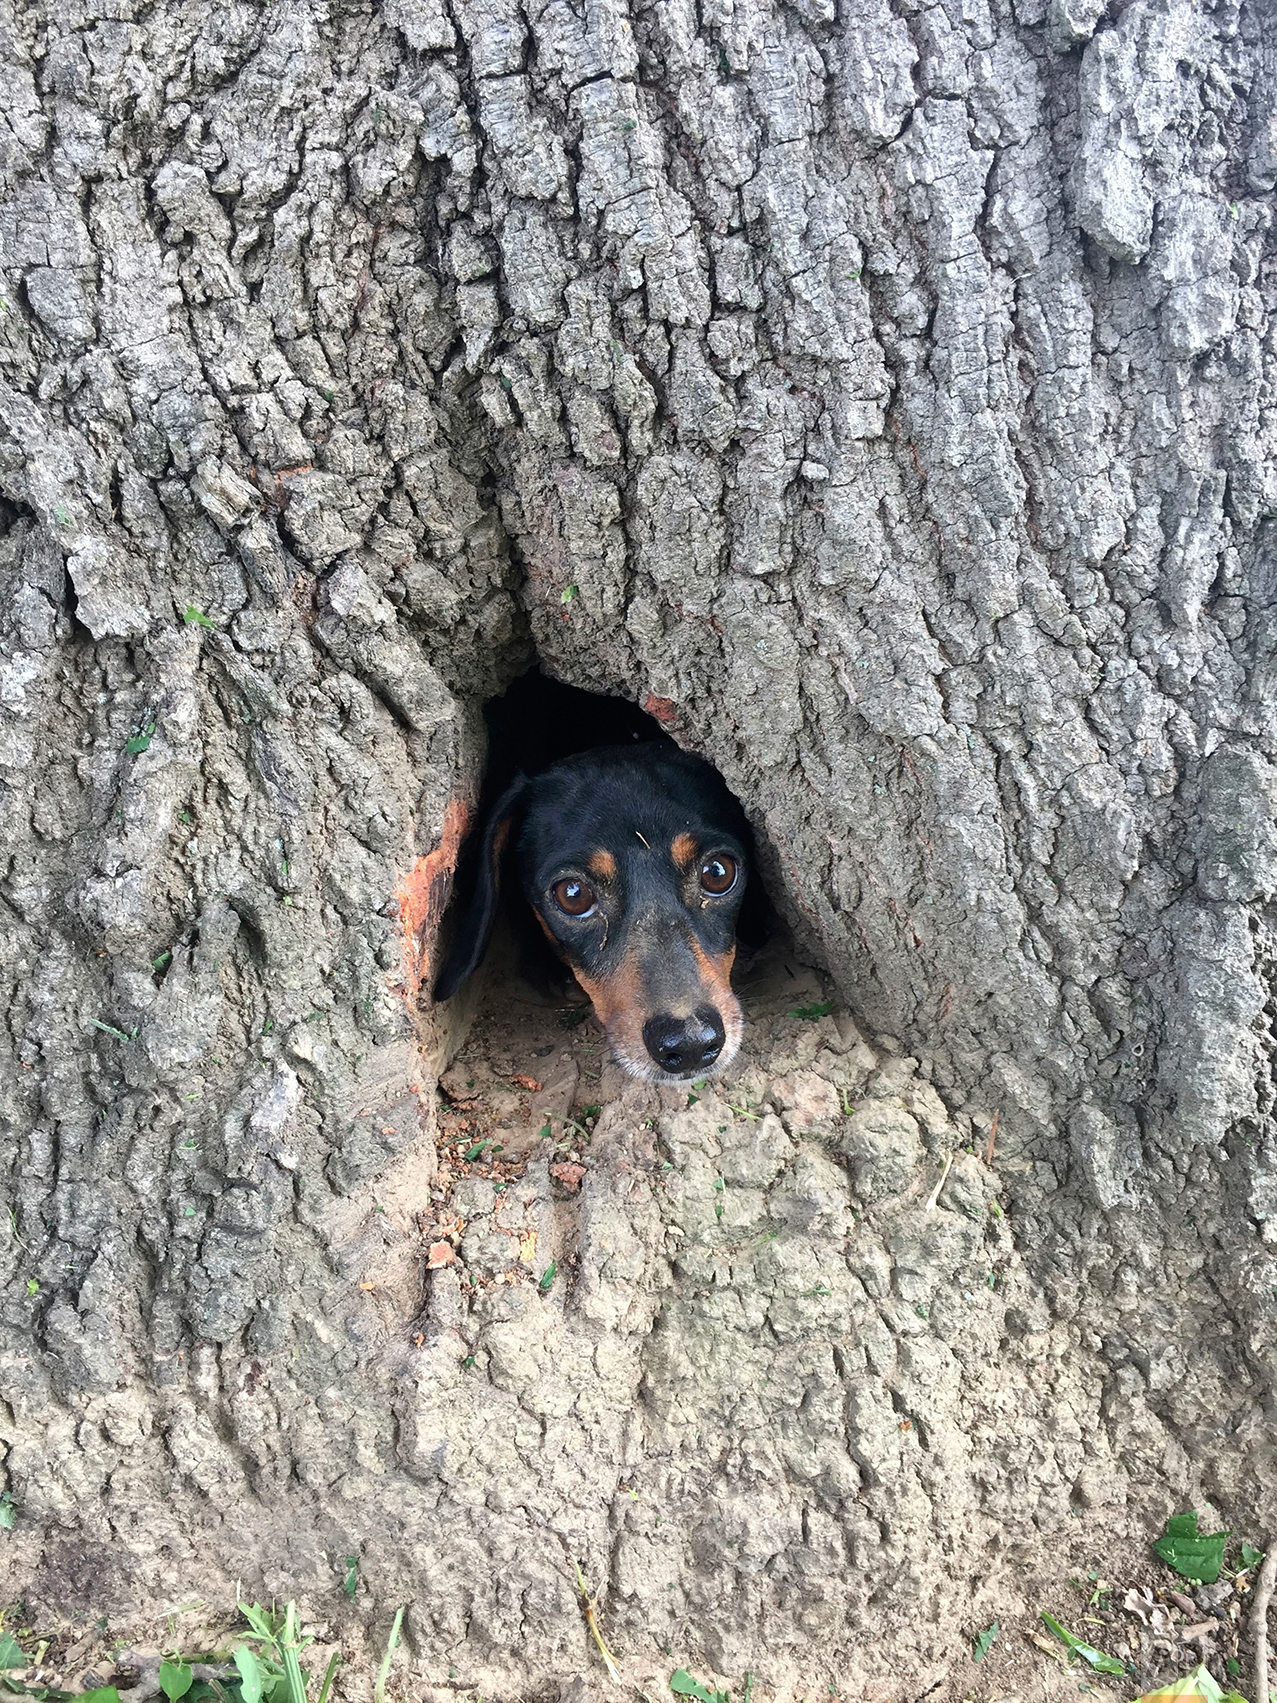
1;0;1276;1690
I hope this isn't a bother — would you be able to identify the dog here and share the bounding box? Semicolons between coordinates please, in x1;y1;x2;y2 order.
435;744;754;1083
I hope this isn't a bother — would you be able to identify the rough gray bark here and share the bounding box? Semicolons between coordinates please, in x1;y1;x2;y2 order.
1;0;1275;1692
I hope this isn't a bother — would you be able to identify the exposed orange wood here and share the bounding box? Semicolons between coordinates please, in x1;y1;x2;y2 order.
396;797;471;1006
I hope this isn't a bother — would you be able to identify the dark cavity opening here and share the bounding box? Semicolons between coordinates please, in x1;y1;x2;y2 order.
481;667;672;806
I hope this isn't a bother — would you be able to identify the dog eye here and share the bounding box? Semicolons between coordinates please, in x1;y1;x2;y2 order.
552;878;597;917
699;855;738;896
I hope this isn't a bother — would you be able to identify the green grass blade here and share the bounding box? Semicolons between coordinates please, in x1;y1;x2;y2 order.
374;1608;404;1703
317;1653;341;1703
279;1605;307;1703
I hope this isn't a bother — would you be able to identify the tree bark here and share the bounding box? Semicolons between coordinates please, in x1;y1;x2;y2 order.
1;0;1275;1690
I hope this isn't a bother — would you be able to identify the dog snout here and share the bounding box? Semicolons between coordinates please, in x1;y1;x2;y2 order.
642;1005;726;1075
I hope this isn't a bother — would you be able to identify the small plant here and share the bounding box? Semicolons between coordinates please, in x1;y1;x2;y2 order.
1154;1510;1229;1585
184;606;215;629
670;1670;729;1703
972;1621;998;1663
0;1491;14;1529
160;1658;193;1699
373;1608;403;1703
789;1000;833;1020
539;1261;558;1293
1068;1570;1111;1609
126;719;157;754
234;1601;342;1703
558;1008;588;1029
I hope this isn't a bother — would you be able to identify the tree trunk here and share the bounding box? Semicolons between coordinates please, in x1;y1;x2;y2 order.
1;0;1275;1690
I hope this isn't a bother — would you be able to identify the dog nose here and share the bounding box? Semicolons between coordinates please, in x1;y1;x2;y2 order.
643;1007;725;1075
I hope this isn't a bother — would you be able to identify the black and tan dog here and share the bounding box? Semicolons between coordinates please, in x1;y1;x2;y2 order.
435;745;753;1083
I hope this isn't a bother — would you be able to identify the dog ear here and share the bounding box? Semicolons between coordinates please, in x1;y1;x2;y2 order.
433;776;528;1001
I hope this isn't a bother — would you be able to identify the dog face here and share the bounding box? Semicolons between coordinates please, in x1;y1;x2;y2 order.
435;745;752;1083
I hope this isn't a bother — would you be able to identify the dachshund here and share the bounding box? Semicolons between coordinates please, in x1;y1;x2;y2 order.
434;744;754;1083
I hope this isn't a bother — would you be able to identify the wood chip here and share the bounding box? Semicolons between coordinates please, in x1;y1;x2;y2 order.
426;1241;456;1269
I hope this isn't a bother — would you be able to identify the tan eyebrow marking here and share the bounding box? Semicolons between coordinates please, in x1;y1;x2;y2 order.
587;849;617;880
671;831;698;871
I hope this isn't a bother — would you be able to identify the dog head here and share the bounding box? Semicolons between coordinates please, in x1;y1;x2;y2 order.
435;745;752;1083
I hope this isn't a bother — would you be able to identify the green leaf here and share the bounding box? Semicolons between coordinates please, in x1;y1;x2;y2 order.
972;1622;998;1663
1154;1511;1230;1585
184;606;215;629
24;1280;37;1297
0;1632;24;1667
463;1141;488;1162
239;1605;278;1644
1040;1612;1126;1675
1240;1542;1264;1571
159;1661;193;1700
126;719;156;754
789;1000;833;1020
80;1689;124;1703
670;1672;725;1703
560;584;579;604
373;1607;404;1703
539;1260;558;1293
1132;1664;1246;1703
234;1647;264;1703
343;1555;358;1599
